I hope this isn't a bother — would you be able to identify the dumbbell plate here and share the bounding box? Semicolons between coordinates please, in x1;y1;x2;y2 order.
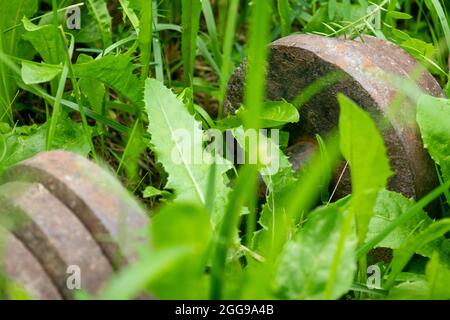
1;227;62;300
1;151;149;268
0;182;113;299
225;35;442;200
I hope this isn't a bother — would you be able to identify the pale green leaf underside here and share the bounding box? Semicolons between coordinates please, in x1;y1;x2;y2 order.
338;94;392;242
144;78;231;225
21;60;61;84
417;95;450;181
277;206;357;300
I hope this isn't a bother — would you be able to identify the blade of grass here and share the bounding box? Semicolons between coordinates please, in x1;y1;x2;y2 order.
292;71;345;109
385;219;450;289
97;35;137;59
211;1;272;297
241;0;272;256
436;164;450;208
429;0;450;53
242;0;272;130
327;0;389;37
210;165;257;299
261;134;341;259
197;36;221;76
46;5;68;151
277;0;291;37
118;0;140;33
59;29;97;161
45;64;68;150
202;0;222;68
139;0;152;81
99;247;191;300
0;52;132;136
86;0;112;47
218;0;239;118
357;179;450;259
152;0;164;82
181;0;202;87
117;119;139;173
0;30;12;124
205;161;217;214
324;205;355;299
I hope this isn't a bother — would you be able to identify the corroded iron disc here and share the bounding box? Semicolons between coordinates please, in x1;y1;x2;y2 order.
1;227;62;300
0;182;113;298
0;151;151;299
225;34;442;200
1;151;149;268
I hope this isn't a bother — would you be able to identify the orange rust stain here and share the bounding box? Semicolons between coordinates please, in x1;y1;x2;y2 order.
336;58;348;68
363;57;375;69
335;44;346;53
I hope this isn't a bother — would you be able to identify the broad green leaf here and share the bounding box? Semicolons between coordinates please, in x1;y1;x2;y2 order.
21;61;61;84
76;54;105;114
232;126;293;177
211;165;257;299
258;135;341;261
425;252;450;299
401;38;436;59
237;100;299;128
387;11;413;20
416;95;450;182
0;112;93;172
234;263;275;299
149;203;212;299
85;0;112;47
217;101;300;130
338;94;392;243
304;4;365;34
388;252;450;300
22;17;65;65
387;280;430;300
391;28;411;41
445;80;450;98
119;0;140;33
400;38;438;74
0;1;38;54
277;0;292;36
138;0;152;80
99;246;191;300
73;55;142;107
142;186;171;199
386;219;450;288
181;0;202;85
0;0;38;123
328;0;337;20
367;190;437;258
276;205;357;300
232;126;297;252
144;79;231;225
343;0;352;19
254;176;295;254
